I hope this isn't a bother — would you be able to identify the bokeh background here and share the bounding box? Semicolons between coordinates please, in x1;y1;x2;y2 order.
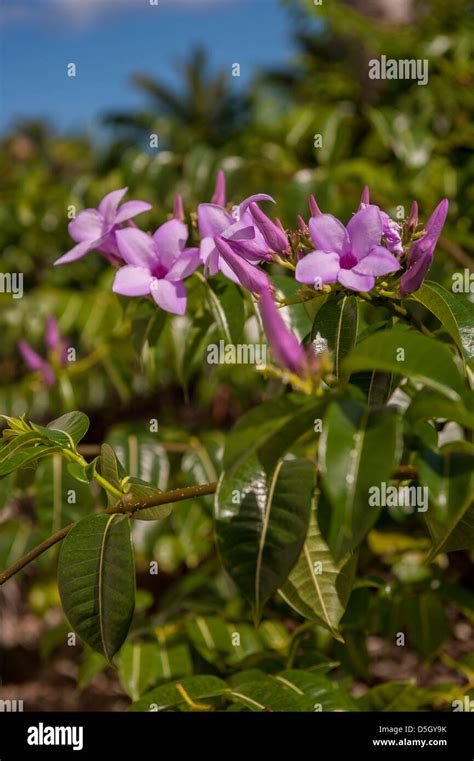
1;0;473;711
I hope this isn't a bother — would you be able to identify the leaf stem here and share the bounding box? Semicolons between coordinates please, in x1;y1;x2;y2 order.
0;481;218;586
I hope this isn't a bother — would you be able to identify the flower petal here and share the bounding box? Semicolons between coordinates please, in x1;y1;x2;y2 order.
114;200;152;224
54;239;98;265
153;219;188;269
45;316;61;351
239;194;275;217
354;246;401;276
259;289;305;375
295;250;340;286
211;169;226;206
68;209;104;243
18;341;46;371
308;214;348;255
151;278;187;315
98;188;128;224
166;247;201;280
214;236;270;293
400;255;433;296
197;203;233;239
346;206;382;259
337;269;375;292
116;228;157;268
113;266;152;297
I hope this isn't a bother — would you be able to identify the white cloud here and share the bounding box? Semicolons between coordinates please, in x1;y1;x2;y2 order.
2;0;236;28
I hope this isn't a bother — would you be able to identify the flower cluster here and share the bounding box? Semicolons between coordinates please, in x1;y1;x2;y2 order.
55;173;448;377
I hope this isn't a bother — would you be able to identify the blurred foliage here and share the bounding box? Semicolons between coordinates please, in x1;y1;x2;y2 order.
1;0;473;710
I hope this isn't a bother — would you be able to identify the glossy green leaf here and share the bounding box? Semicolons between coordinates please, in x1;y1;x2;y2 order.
311;295;358;378
58;513;135;660
343;331;467;401
230;678;314;711
118;641;192;701
46;411;90;447
417;447;474;558
203;276;245;344
223;394;323;473
129;675;230;712
406;389;474;430
280;495;356;639
0;444;57;478
410;281;474;367
215;456;314;620
275;670;359;711
319;400;402;560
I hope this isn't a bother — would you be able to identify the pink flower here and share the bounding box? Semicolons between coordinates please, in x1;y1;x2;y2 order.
19;316;69;387
295;206;400;293
112;220;200;315
55;188;151;265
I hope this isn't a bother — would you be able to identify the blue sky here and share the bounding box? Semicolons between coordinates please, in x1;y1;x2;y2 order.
0;0;295;136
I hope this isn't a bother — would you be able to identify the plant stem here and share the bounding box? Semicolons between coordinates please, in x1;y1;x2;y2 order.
0;481;218;587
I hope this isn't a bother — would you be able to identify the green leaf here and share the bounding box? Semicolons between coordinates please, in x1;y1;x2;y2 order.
230;678;314;712
126;477;171;522
319;400;402;560
311;295;358;379
129;675;230;712
358;682;437;711
223;394;323;473
31;423;72;449
118;641;192;701
66;462;91;484
280;494;356;639
272;274;312;340
181;432;223;496
405;593;449;661
184;616;262;667
46;411;90;447
410;281;474;367
275;670;359;711
203;276;245;344
406;389;474;429
215;456;314;621
105;427;169;491
343;331;467;401
417;447;474;558
0;444;57;478
97;442;126;506
58;514;135;660
78;649;108;691
36;454;93;532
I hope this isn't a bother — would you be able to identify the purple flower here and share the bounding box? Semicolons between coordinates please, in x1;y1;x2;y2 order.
213;236;270;294
259;288;306;375
198;193;274;283
295;206;400;292
112;220;200;315
359;187;403;256
19;316;68;387
249;203;289;254
55;188;152;265
400;199;448;295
